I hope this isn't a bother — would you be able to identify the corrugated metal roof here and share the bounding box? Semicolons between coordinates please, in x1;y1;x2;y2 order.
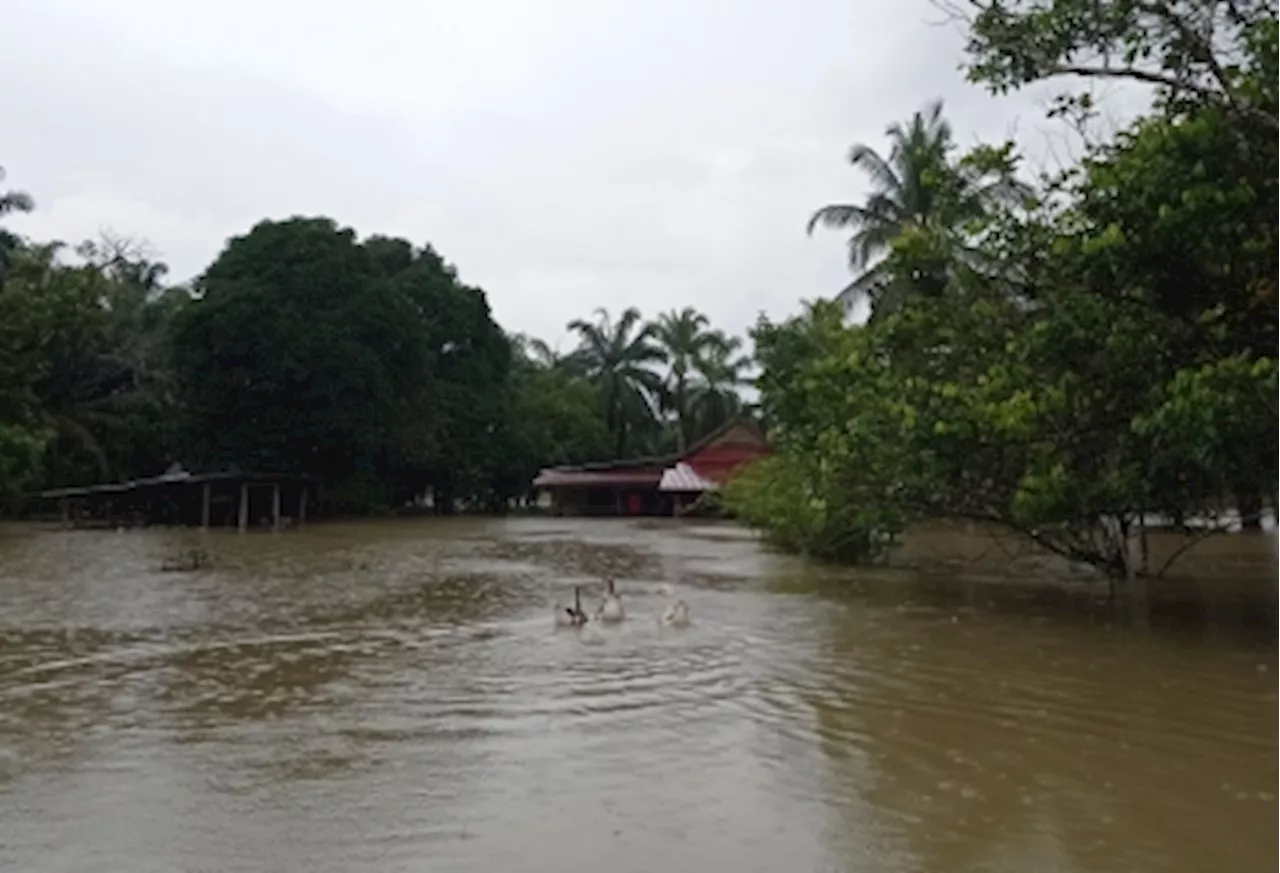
531;470;662;489
36;468;317;500
658;462;719;493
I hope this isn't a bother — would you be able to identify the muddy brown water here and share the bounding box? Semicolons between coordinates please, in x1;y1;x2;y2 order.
0;518;1274;873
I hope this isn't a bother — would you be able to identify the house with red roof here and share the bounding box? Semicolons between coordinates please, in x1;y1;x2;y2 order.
531;417;770;516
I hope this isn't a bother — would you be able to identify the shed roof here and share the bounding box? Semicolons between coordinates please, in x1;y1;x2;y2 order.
35;465;317;500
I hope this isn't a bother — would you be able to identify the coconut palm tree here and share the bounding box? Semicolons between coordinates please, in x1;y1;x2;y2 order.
0;166;33;218
689;333;754;437
652;306;723;450
566;306;667;457
510;332;569;371
807;100;1022;320
0;165;34;285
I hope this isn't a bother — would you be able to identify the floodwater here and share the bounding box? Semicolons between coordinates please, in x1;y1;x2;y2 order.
0;518;1274;873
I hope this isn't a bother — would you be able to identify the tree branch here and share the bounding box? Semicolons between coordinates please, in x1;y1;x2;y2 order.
1049;62;1214;97
1132;0;1236;110
1049;63;1278;130
1153;524;1225;577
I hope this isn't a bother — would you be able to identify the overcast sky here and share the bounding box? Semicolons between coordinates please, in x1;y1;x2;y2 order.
2;0;1142;348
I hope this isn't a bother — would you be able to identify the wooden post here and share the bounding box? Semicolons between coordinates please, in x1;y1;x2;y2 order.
60;499;70;528
238;483;249;533
298;486;308;528
272;483;281;532
201;482;211;530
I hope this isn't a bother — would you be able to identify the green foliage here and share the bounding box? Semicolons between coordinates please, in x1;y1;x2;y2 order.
960;0;1279;132
0;235;187;492
0;168;756;514
0;177;755;513
808;100;1030;319
1133;355;1279;517
492;360;613;501
725;301;908;562
650;307;753;450
170;217;515;513
733;280;1251;575
507;303;756;483
739;0;1277;576
566;306;668;457
0;423;50;500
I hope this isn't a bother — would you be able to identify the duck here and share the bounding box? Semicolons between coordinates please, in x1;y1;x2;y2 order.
596;577;625;623
555;586;589;628
660;599;691;628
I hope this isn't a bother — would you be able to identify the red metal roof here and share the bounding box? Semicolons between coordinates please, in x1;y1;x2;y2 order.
532;416;770;492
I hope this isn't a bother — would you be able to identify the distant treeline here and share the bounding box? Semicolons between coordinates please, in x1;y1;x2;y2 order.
0;199;753;514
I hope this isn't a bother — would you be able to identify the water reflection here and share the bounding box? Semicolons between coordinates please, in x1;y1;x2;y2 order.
0;518;1274;872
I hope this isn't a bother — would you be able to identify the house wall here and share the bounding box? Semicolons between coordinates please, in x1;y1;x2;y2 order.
551;486;671;517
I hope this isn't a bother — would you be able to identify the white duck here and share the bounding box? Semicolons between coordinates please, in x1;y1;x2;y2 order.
596;577;625;623
660;599;691;628
555;586;589;628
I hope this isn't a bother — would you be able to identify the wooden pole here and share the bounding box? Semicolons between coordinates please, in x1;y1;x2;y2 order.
238;483;249;533
272;483;281;532
60;498;70;528
298;486;308;528
201;482;211;530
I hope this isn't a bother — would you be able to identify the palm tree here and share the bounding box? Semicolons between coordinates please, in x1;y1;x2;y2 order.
0;166;34;218
652;306;723;450
690;334;753;436
510;332;567;371
807;100;1021;320
0;165;34;286
566;306;667;457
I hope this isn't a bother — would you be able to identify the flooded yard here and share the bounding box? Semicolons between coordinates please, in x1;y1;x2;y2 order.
0;517;1274;872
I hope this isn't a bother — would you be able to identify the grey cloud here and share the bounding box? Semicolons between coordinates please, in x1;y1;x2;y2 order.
3;0;1149;347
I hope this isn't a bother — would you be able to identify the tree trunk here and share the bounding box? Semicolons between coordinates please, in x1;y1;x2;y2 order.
675;374;688;452
1138;511;1150;576
1237;490;1263;529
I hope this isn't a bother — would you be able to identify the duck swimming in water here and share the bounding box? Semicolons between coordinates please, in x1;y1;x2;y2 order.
660;599;691;628
596;577;625;623
555;586;589;628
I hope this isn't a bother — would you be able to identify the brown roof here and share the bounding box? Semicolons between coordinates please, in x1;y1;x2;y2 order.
532;469;663;489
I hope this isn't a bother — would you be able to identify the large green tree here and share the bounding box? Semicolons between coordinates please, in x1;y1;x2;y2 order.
171;217;511;513
958;0;1278;525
